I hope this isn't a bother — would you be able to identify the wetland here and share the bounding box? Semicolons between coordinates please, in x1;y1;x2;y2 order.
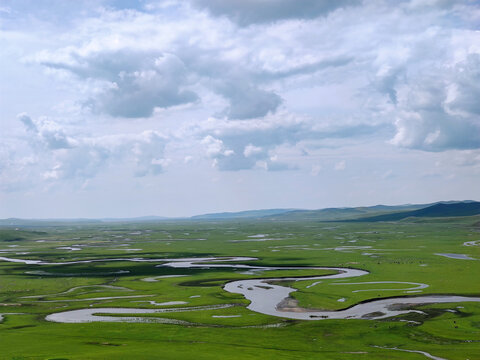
1;216;480;359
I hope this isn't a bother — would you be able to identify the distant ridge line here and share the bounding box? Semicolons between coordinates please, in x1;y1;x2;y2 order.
350;201;480;222
0;200;478;225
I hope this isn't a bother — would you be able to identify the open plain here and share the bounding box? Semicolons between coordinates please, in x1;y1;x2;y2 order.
1;213;480;359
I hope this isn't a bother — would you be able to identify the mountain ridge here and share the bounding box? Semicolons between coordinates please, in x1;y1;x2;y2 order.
0;200;477;225
351;201;480;222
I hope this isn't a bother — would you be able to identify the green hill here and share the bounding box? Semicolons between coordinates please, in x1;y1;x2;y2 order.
354;201;480;222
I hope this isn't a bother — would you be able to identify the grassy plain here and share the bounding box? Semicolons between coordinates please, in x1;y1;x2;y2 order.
0;217;479;359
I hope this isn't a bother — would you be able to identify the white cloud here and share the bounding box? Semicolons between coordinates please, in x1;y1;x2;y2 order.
215;81;282;120
34;50;198;118
390;53;480;151
18;114;78;150
243;144;263;157
2;0;480;215
311;164;322;176
23;2;363;121
194;112;384;171
334;160;346;171
11;114;170;186
201;135;232;157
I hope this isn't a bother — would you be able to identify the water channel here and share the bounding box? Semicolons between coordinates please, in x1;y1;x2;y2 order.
1;256;480;323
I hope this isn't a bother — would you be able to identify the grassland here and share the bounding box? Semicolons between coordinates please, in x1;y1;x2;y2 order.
0;216;479;359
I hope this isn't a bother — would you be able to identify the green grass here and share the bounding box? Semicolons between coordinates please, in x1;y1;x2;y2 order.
0;218;479;359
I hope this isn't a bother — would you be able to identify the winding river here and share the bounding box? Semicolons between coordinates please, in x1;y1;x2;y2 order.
1;256;480;323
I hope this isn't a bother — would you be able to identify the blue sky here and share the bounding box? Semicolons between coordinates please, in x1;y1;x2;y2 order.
1;0;479;218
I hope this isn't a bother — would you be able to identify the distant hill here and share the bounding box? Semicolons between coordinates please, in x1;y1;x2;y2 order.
354;201;480;222
0;216;170;227
0;218;103;227
1;201;478;225
100;216;171;222
262;204;427;221
191;209;295;220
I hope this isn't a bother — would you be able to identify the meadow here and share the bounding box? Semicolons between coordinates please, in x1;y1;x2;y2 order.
1;216;479;359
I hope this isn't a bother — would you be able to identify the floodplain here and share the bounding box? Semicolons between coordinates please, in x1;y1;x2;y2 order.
1;216;480;359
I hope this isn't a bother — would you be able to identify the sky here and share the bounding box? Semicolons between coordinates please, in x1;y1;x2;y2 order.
1;0;479;218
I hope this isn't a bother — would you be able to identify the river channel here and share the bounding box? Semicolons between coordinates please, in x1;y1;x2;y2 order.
1;256;480;323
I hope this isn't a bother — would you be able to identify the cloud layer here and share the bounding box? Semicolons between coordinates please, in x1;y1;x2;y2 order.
1;0;480;216
190;0;361;26
2;114;169;190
